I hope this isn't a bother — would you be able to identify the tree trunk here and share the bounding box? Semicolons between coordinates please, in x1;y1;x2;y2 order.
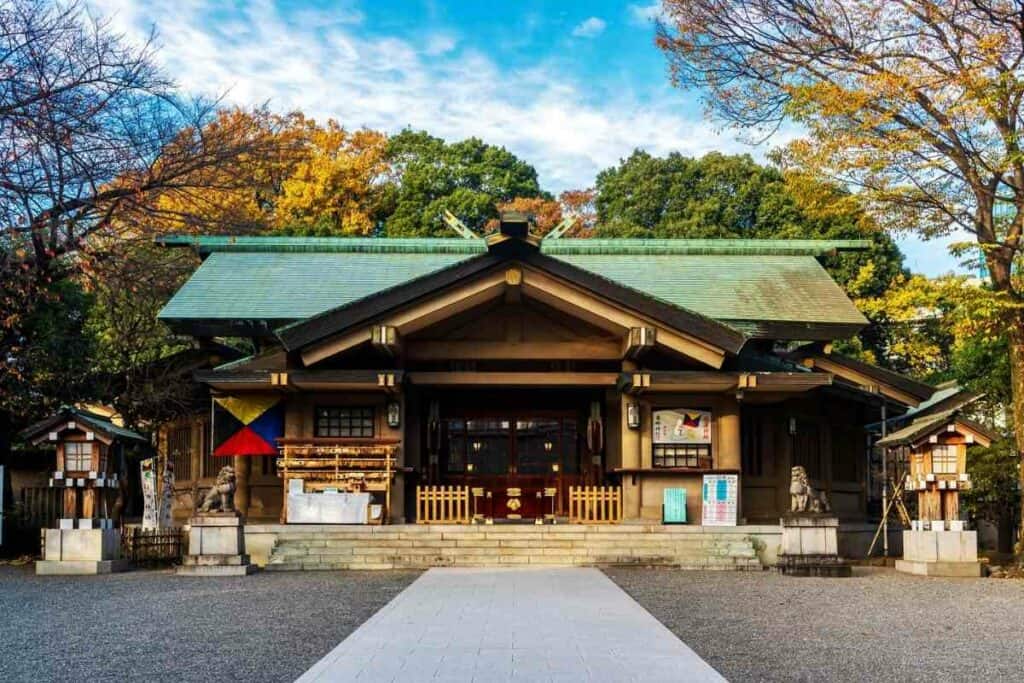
1008;323;1024;559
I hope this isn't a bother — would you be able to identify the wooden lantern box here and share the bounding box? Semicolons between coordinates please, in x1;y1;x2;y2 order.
19;407;147;575
878;408;995;577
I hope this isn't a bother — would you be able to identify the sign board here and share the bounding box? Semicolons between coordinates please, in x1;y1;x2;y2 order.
663;487;687;524
653;409;712;445
701;473;738;526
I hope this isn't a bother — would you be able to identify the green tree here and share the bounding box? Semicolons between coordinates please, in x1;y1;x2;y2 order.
655;0;1024;555
382;130;547;236
593;150;904;312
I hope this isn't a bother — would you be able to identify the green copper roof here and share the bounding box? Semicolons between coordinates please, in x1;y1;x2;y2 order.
157;235;868;339
550;254;865;326
158;252;476;322
157;234;868;257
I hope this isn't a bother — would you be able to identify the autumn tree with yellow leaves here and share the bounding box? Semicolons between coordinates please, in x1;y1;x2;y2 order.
657;0;1024;552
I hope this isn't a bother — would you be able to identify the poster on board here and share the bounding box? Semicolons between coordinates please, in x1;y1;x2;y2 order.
701;473;738;526
653;409;712;445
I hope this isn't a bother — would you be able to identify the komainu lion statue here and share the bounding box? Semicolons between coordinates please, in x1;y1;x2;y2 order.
790;465;831;513
197;465;236;513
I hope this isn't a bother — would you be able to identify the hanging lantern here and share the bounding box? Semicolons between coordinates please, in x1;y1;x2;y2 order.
626;402;641;430
386;401;401;428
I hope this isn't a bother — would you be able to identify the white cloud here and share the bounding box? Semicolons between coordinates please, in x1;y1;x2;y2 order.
628;3;665;25
571;17;606;39
424;33;457;56
87;0;761;192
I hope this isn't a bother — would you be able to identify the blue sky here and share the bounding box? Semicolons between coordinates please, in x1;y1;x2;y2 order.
91;0;961;275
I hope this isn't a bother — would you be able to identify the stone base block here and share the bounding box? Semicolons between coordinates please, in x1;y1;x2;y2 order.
182;554;251;566
780;515;839;555
895;559;983;578
776;554;852;577
42;528;121;563
777;515;849;577
36;559;130;575
188;514;245;556
180;513;253;576
177;557;256;577
897;530;981;577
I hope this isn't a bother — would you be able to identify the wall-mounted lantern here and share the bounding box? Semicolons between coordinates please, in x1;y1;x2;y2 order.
386;401;401;428
627;402;641;430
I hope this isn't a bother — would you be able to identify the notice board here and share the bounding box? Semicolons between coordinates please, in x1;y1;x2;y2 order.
663;488;687;524
701;474;738;526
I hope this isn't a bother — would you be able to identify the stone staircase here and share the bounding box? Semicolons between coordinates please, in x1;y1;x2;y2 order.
262;524;764;571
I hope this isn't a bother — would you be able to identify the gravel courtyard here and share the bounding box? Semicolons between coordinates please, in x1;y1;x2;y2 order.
0;566;419;683
606;567;1024;682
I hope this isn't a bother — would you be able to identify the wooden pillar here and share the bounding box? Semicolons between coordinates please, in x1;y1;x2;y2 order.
620;393;642;518
82;487;97;519
63;487;78;519
717;399;741;471
718;398;742;522
233;455;251;518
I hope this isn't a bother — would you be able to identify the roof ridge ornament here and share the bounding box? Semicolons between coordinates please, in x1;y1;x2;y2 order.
441;210;478;239
545;217;576;240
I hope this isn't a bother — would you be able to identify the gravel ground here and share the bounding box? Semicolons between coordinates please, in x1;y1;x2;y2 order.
0;566;419;683
606;567;1024;683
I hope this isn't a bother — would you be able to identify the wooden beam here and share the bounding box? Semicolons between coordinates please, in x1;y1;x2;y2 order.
804;357;920;406
407;372;620;387
520;269;727;369
302;272;507;366
405;339;621;360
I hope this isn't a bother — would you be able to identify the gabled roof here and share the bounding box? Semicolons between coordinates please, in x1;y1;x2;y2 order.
276;248;747;358
157;235;869;341
19;406;148;446
791;350;935;406
876;408;999;448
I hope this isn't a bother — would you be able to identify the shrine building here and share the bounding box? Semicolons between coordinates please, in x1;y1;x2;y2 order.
154;214;937;558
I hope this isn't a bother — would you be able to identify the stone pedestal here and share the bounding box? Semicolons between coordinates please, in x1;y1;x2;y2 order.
776;514;851;577
177;512;255;576
895;529;982;577
36;528;130;575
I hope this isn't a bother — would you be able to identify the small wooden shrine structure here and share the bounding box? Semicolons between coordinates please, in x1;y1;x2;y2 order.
877;408;995;530
20;406;147;530
20;406;147;574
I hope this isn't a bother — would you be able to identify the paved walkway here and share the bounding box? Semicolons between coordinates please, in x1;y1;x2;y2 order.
297;567;725;682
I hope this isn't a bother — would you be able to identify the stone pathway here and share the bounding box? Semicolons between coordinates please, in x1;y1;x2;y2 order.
296;567;725;682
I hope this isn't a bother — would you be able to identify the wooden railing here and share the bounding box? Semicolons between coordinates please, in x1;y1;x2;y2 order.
276;439;399;523
568;486;622;524
416;485;471;524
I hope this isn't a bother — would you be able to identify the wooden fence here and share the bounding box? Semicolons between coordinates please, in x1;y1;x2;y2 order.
121;526;185;565
568;486;623;524
18;486;63;530
416;486;471;524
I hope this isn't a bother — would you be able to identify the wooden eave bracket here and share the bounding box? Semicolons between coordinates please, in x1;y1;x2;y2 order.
623;327;656;360
377;372;399;394
371;324;401;356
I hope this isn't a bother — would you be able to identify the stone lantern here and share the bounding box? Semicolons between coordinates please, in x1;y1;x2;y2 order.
20;407;146;575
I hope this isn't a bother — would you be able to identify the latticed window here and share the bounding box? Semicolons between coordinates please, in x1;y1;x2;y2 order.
64;442;92;472
169;424;192;480
653;444;711;469
200;420;221;478
932;444;958;474
315;407;374;438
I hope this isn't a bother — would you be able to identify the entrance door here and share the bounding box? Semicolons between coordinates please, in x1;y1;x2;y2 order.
443;414;580;519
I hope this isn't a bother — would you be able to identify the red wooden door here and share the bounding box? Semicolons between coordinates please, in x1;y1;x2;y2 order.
443;414;581;519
